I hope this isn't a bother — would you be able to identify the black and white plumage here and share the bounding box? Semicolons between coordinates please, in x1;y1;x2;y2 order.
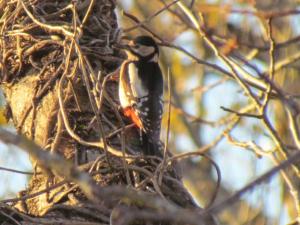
118;36;164;155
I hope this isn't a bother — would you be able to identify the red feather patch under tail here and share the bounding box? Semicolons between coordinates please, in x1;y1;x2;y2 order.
123;107;143;129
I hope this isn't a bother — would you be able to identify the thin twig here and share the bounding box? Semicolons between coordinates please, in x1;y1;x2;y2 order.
158;67;171;185
123;0;180;32
0;166;34;175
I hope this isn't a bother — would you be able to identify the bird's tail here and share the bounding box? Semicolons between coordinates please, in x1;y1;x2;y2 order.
141;132;163;157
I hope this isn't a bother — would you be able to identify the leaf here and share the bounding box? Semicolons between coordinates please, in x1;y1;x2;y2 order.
0;108;7;125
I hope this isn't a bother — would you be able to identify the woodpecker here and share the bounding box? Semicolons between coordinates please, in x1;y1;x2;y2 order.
118;36;164;156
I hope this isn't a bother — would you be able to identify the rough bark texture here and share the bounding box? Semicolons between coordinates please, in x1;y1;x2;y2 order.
0;1;217;224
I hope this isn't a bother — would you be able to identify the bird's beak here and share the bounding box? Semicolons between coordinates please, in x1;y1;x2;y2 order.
112;35;132;50
120;35;130;41
113;43;131;50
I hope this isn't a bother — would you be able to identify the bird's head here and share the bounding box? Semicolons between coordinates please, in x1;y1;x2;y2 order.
118;36;159;62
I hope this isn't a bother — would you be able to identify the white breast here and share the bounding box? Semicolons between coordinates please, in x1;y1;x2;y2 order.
119;62;130;108
119;62;149;108
128;63;148;99
119;81;130;108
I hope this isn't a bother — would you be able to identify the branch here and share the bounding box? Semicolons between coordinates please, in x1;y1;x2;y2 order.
205;150;300;215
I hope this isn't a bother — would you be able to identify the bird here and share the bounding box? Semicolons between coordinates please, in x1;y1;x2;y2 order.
118;35;164;156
